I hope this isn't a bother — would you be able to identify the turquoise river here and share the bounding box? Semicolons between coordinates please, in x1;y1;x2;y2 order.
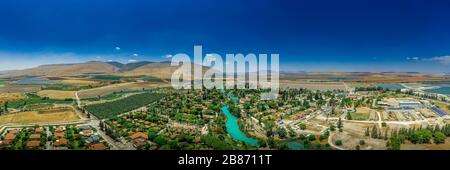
220;90;259;146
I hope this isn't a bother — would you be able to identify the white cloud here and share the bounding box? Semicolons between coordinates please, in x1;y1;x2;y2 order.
406;57;420;61
115;47;121;51
133;53;139;57
164;54;173;58
422;56;450;65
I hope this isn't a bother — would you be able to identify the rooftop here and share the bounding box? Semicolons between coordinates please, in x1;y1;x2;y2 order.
29;134;41;139
130;132;148;140
26;141;41;148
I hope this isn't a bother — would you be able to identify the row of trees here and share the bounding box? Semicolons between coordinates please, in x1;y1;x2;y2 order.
386;125;450;150
84;93;167;119
365;125;388;140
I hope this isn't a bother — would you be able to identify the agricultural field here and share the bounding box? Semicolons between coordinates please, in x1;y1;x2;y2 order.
41;83;99;91
84;92;167;119
91;75;125;80
37;90;76;100
77;82;167;99
348;112;370;120
0;93;24;103
81;92;124;102
24;103;54;110
0;81;8;87
59;78;100;85
141;76;165;82
6;93;73;109
0;84;42;93
0;107;80;125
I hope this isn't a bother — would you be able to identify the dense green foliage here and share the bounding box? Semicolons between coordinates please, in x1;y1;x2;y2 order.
92;75;124;80
141;76;164;82
387;125;450;150
41;84;96;91
355;86;384;91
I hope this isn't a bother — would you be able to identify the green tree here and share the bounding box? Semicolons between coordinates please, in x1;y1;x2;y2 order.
410;129;433;144
337;117;343;129
277;128;287;138
386;137;401;150
329;124;336;131
3;101;8;113
371;126;378;139
384;129;389;140
346;112;352;120
299;123;307;130
359;140;365;145
154;135;168;146
365;127;370;136
433;132;446;144
334;140;342;146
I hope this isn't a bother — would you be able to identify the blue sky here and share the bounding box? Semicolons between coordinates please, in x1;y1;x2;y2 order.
0;0;450;72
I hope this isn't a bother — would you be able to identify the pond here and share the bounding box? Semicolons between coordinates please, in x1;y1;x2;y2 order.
376;83;403;90
422;82;450;96
15;77;61;85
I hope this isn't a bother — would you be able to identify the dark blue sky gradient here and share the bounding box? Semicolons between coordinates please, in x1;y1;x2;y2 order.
0;0;450;72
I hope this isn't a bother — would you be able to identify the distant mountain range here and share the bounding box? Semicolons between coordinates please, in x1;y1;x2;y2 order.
0;60;448;82
0;61;205;79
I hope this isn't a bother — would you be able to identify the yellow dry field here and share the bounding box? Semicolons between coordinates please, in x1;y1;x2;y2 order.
37;90;76;99
355;107;371;113
77;82;168;99
60;79;99;85
0;93;24;103
0;108;80;125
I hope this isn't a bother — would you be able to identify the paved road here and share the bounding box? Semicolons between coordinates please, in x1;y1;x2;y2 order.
75;90;135;150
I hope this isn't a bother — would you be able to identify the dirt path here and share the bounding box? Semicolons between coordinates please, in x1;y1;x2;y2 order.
328;132;345;150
